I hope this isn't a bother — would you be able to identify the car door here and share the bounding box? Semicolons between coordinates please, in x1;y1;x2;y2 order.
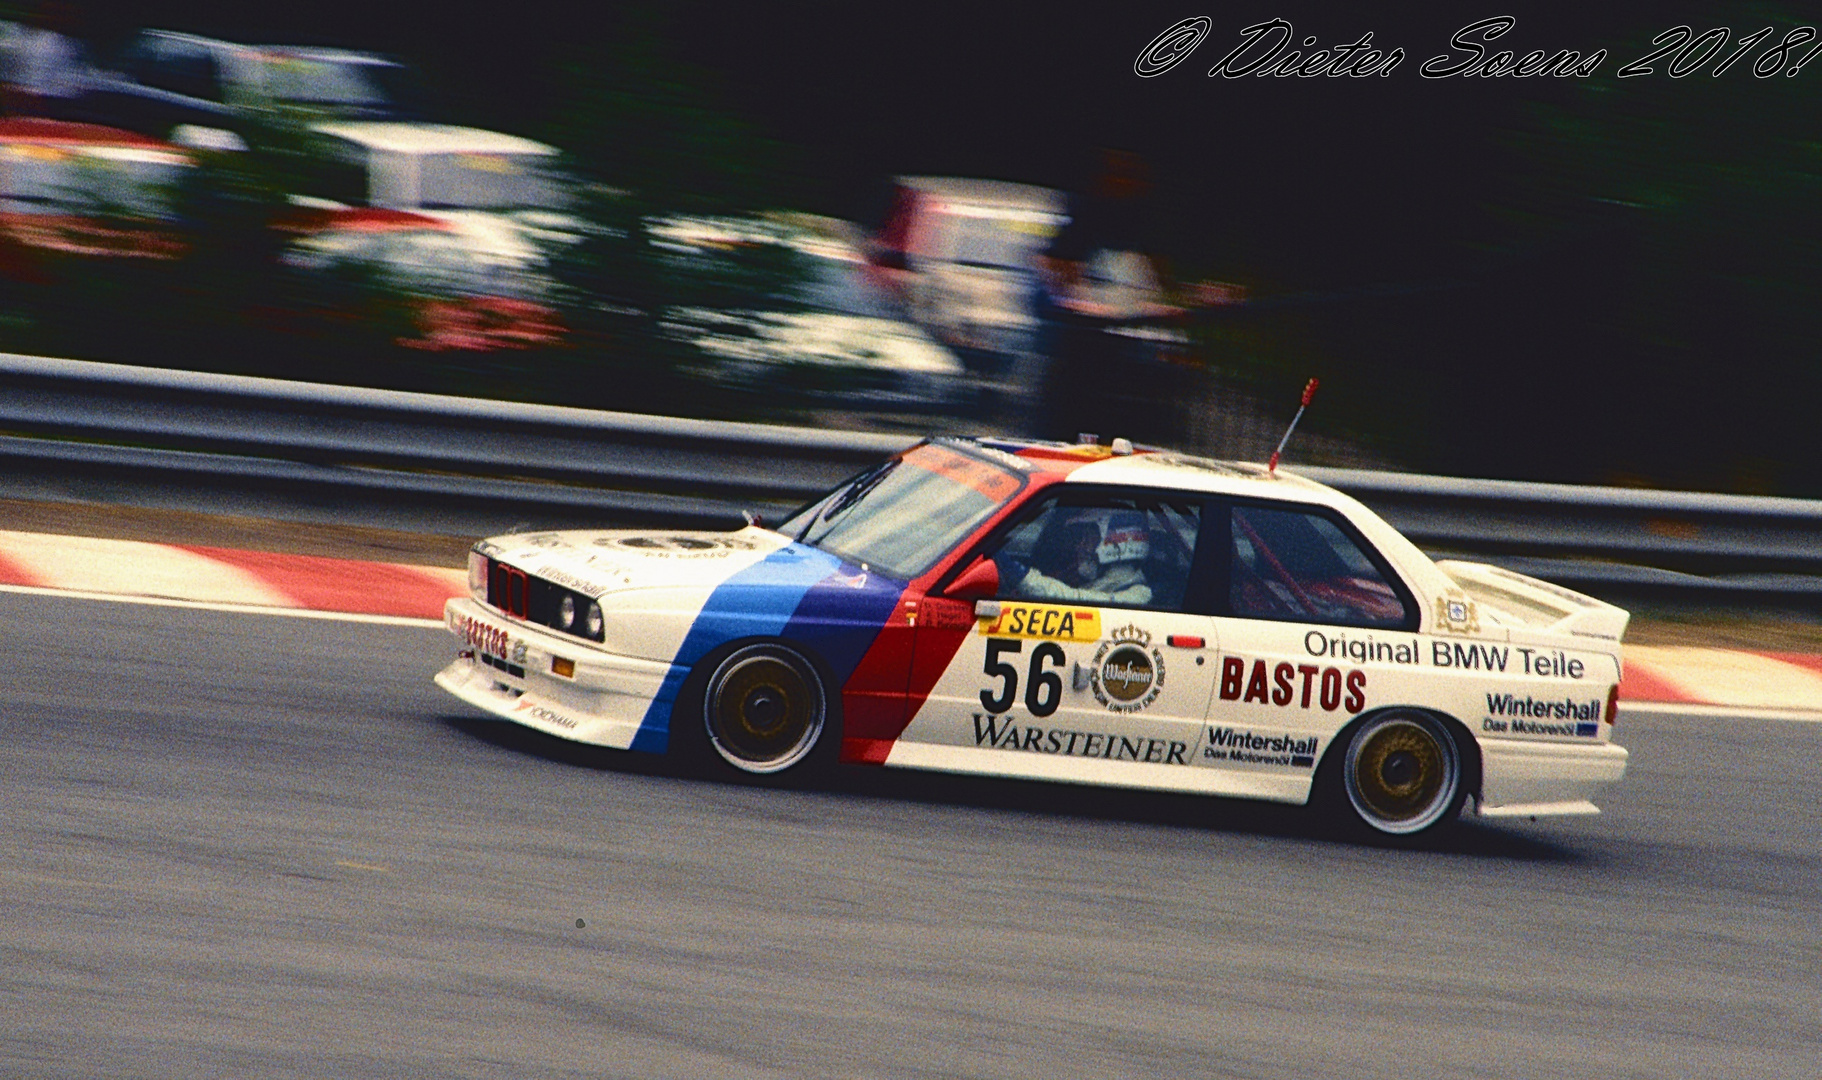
1203;498;1421;791
895;488;1222;783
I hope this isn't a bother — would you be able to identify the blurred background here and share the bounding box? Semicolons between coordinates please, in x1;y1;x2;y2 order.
0;0;1816;495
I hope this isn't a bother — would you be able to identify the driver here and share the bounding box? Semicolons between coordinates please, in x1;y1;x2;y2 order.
1005;508;1153;605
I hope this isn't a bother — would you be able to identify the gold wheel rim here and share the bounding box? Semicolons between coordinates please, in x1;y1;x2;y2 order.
1348;718;1453;828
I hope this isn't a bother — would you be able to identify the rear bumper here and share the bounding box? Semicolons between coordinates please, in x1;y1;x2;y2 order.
1475;738;1628;818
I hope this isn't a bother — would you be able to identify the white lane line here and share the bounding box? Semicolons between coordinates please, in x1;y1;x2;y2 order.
1625;645;1822;711
0;583;443;628
0;530;295;606
1620;702;1822;723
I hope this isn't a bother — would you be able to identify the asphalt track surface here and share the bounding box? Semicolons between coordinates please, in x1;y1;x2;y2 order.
5;592;1819;1080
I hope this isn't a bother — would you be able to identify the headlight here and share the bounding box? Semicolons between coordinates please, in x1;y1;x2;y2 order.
585;601;603;640
467;550;488;598
558;594;577;629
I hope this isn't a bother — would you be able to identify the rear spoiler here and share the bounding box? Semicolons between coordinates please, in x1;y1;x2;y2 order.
1433;560;1630;642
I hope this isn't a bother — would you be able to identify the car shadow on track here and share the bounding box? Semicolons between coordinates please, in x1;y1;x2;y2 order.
439;713;1585;863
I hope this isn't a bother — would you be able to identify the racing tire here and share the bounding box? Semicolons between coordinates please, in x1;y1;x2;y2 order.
1329;711;1465;839
697;643;832;778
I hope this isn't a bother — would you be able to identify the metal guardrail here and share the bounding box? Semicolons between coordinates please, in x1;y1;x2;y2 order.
4;352;1821;598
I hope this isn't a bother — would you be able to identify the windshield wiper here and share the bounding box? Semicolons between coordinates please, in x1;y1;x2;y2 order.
798;460;897;541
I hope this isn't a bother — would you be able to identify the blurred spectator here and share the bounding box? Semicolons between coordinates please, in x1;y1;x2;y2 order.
2;2;97;121
1029;147;1186;443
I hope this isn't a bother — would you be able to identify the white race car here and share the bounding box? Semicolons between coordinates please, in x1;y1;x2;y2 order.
436;437;1629;838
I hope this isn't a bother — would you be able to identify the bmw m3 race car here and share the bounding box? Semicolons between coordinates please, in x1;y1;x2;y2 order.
435;436;1630;838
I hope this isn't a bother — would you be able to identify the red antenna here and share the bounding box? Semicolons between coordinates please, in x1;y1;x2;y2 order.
1266;378;1319;474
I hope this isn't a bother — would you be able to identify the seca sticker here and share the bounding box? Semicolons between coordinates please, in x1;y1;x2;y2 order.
977;603;1101;641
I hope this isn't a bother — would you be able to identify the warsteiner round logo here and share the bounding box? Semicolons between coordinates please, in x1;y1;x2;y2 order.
1090;625;1166;713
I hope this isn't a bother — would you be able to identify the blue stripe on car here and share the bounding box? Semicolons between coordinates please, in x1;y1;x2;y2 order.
631;545;900;752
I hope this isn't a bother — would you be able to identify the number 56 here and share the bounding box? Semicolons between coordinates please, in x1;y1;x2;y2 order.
980;638;1066;718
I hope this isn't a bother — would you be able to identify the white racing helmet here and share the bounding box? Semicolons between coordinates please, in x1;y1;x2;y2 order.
1061;508;1151;568
1094;509;1151;566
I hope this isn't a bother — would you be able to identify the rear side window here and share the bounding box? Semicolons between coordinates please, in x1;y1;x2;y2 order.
1227;504;1410;628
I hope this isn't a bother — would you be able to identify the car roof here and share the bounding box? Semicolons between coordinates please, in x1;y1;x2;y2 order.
963;437;1346;506
310;122;557;157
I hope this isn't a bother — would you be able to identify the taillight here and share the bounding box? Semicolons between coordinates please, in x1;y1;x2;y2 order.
1605;683;1620;727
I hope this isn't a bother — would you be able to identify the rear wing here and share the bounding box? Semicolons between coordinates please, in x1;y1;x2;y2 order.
1433;560;1630;643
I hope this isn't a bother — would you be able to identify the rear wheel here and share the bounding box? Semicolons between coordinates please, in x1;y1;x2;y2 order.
701;643;829;776
1338;712;1463;837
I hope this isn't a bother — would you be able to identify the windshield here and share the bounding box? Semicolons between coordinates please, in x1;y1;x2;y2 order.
779;442;1026;580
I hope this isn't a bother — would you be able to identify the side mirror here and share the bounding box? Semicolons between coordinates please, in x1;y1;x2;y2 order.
945;556;999;601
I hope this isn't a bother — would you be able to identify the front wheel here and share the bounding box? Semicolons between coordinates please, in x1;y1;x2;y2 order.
1337;712;1464;837
701;643;830;776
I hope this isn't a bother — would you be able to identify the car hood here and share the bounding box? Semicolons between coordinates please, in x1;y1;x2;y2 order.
481;526;907;662
481;526;809;595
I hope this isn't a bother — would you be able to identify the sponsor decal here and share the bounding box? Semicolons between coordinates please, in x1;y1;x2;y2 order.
831;570;869;589
522;533;567;549
1304;629;1419;665
1516;647;1586;679
1091;626;1165;713
978;602;1102;642
972;713;1188;764
455;614;511;660
1431;641;1510;671
922;600;974;631
1481;693;1601;737
905;443;1023;501
1201;726;1319;769
1219;657;1366;712
534;567;611;600
1434;595;1480;635
513;698;579;730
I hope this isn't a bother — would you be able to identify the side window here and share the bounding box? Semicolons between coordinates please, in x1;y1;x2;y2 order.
1228;504;1407;628
983;493;1201;612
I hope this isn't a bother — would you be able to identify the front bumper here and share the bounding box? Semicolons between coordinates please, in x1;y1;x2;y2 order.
434;597;672;750
1474;738;1629;818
